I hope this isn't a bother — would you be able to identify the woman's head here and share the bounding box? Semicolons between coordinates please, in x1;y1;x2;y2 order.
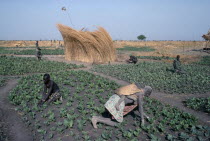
143;86;152;97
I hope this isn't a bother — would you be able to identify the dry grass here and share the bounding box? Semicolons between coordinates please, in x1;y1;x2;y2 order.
116;40;207;55
0;40;64;48
0;39;208;64
57;24;116;63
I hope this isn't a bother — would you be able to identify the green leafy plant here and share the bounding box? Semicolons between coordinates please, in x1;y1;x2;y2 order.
117;46;155;52
92;62;210;94
184;97;210;113
0;56;84;75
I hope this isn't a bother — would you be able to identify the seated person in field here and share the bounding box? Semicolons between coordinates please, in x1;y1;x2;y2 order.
91;83;152;128
167;55;185;74
127;55;138;64
173;55;185;74
38;74;62;106
173;55;181;71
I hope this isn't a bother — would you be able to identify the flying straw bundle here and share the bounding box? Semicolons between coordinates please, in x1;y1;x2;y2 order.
57;24;116;63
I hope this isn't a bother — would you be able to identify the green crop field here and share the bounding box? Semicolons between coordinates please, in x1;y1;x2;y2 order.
0;56;83;75
137;56;174;60
92;62;210;94
117;46;156;52
194;56;210;66
9;71;210;141
184;97;210;113
0;47;64;55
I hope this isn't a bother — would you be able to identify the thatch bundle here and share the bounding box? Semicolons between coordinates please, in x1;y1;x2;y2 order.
202;34;210;41
57;24;116;63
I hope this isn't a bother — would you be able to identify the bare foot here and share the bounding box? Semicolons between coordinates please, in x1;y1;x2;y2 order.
91;116;98;129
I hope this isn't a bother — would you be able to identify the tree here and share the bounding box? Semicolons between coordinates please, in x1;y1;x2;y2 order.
137;35;146;41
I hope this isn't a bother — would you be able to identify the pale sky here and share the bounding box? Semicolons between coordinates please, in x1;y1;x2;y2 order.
0;0;209;41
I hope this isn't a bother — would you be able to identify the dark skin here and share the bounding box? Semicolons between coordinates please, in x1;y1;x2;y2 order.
36;47;41;60
127;56;138;64
36;41;39;47
172;55;186;74
38;76;60;106
167;55;183;74
91;91;150;128
173;55;181;70
116;93;149;125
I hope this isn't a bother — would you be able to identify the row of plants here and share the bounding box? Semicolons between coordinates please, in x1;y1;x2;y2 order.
137;56;174;60
9;70;210;140
194;56;210;66
0;56;83;75
0;47;64;55
0;121;8;141
0;77;6;87
184;97;210;113
92;62;210;94
117;46;156;52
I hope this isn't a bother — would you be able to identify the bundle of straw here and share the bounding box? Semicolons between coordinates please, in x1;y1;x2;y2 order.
57;24;116;63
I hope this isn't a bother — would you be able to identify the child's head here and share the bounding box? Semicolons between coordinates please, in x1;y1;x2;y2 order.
176;55;180;60
43;73;50;84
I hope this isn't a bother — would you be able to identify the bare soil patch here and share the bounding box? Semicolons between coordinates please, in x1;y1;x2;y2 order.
0;79;34;141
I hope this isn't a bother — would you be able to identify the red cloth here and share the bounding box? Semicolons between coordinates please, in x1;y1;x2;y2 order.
112;105;137;119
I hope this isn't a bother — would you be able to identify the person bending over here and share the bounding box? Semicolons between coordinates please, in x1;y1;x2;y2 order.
127;55;138;64
91;83;152;128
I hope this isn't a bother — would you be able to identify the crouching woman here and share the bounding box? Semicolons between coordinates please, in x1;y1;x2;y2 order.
91;83;152;128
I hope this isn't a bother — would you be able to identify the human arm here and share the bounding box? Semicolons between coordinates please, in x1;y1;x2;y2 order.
173;60;177;70
38;84;48;106
42;84;47;100
115;95;125;111
138;95;145;125
43;81;53;101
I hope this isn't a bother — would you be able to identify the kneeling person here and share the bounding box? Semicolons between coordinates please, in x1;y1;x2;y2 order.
38;74;62;106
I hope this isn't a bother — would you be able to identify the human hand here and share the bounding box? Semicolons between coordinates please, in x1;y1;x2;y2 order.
115;104;120;111
144;114;149;119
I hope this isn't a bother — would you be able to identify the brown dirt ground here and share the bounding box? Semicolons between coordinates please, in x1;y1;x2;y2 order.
0;79;34;141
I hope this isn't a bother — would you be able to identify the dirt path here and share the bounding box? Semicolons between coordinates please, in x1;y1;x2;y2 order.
0;79;34;141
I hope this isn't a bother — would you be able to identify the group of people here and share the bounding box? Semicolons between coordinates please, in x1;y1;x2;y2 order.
36;43;184;128
91;54;185;128
127;55;185;74
38;73;152;127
